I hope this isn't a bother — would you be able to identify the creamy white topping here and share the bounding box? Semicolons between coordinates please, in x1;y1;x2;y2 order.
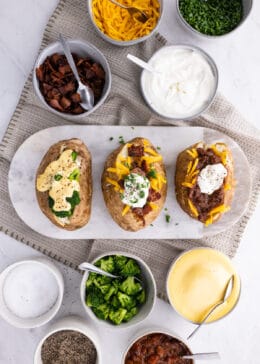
198;163;227;195
122;173;150;208
142;47;216;118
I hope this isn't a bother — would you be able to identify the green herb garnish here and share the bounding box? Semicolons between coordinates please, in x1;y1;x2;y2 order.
165;214;171;223
179;0;243;36
156;146;161;150
69;168;80;181
139;190;145;198
147;169;157;179
54;174;62;181
71;151;78;161
109;137;114;141
48;190;80;218
119;136;125;145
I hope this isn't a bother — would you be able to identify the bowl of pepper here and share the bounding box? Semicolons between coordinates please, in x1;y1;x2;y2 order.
34;316;101;364
177;0;253;38
33;39;111;121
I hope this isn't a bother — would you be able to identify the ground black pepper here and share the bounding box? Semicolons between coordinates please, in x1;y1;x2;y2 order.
41;330;97;364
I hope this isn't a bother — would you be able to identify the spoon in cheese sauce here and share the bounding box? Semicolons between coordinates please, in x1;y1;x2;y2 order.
187;275;234;340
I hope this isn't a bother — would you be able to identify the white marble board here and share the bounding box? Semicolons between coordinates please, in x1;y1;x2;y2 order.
8;126;251;240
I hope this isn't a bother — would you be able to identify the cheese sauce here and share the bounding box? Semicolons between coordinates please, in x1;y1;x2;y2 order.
167;248;240;323
36;149;80;211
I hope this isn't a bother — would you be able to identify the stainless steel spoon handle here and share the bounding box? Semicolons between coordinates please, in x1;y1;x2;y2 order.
59;34;81;85
78;262;118;279
182;352;220;360
187;300;223;340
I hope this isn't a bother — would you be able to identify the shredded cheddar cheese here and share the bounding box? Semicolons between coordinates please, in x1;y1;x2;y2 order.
188;199;199;217
148;202;158;210
122;205;131;216
92;0;160;42
144;147;158;156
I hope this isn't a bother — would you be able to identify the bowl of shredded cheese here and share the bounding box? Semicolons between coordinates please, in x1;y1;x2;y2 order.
88;0;163;46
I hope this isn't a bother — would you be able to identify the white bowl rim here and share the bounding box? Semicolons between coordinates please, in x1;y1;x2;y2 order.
87;0;164;46
33;315;102;364
176;0;254;39
121;326;195;364
80;251;157;329
0;257;64;328
140;43;219;121
32;38;112;120
166;247;241;325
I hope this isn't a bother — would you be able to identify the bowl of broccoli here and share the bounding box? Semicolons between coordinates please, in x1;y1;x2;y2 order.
80;252;156;327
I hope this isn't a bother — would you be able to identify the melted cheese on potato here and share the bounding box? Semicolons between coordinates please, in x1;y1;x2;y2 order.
36;149;80;211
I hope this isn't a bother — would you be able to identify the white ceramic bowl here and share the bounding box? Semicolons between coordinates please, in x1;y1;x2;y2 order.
166;248;241;325
33;39;111;121
87;0;164;46
34;315;101;364
176;0;253;39
122;327;195;363
80;251;157;329
140;44;218;121
0;257;64;328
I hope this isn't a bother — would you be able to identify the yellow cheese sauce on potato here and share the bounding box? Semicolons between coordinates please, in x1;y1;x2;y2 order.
36;149;80;212
167;248;240;323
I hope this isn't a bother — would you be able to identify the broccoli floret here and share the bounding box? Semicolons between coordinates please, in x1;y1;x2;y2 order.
120;276;142;296
95;256;115;273
111;295;121;309
109;308;127;325
92;303;110;320
136;289;146;304
114;255;128;271
118;292;136;309
86;272;96;288
104;286;117;301
123;307;138;322
120;258;141;276
86;287;104;308
93;275;112;291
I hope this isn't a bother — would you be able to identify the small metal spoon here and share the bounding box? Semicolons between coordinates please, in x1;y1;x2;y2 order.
59;34;94;111
78;262;143;283
182;352;220;360
108;0;148;23
187;275;234;340
127;54;160;74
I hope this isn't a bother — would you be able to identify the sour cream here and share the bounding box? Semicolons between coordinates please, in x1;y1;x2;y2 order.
198;163;227;195
141;46;217;119
122;173;150;208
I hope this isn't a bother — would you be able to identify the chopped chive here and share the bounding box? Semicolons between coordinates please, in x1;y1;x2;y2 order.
119;136;125;145
109;137;114;141
54;174;62;181
165;214;171;223
71;151;78;161
156;146;161;150
147;169;157;179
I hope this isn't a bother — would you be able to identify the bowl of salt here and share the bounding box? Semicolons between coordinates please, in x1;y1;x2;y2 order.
0;257;64;328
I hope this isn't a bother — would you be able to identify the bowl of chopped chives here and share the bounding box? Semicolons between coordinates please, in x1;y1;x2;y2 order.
177;0;253;38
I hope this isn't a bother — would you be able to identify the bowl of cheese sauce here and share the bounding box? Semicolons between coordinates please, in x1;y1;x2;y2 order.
166;248;240;324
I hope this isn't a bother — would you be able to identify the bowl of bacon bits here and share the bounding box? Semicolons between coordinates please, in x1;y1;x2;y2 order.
33;39;111;120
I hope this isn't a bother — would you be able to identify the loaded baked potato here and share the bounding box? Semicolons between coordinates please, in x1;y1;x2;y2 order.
175;141;234;226
102;137;167;231
36;138;92;230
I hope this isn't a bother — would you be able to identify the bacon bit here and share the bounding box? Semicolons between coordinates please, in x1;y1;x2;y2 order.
36;53;106;115
147;188;161;202
128;144;144;157
143;204;152;215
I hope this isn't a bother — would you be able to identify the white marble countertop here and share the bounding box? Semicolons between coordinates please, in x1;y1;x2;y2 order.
0;1;259;363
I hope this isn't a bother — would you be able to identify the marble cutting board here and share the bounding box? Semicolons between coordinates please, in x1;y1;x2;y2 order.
8;126;251;240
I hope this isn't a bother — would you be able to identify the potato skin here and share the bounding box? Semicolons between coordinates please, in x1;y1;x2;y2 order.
175;142;234;224
36;138;92;230
102;137;167;232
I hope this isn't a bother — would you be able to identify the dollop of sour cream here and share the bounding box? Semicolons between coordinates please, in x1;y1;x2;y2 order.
122;173;150;208
198;163;227;195
142;47;216;118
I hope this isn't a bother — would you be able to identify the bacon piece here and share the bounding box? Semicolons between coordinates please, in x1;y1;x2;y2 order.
128;145;144;157
131;167;146;176
147;189;161;202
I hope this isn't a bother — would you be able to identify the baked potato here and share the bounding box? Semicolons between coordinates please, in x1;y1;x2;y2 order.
102;137;167;231
175;141;234;226
36;138;92;230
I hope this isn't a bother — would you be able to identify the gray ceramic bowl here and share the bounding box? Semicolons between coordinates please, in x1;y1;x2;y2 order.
80;251;156;329
140;44;218;121
87;0;164;46
33;39;111;122
176;0;253;38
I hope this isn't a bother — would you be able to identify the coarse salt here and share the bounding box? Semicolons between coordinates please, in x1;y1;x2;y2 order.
3;262;59;319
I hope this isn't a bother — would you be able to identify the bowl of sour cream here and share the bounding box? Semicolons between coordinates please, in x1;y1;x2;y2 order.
141;45;218;120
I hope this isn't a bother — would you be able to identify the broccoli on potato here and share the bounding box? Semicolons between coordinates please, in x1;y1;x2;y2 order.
85;255;146;325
